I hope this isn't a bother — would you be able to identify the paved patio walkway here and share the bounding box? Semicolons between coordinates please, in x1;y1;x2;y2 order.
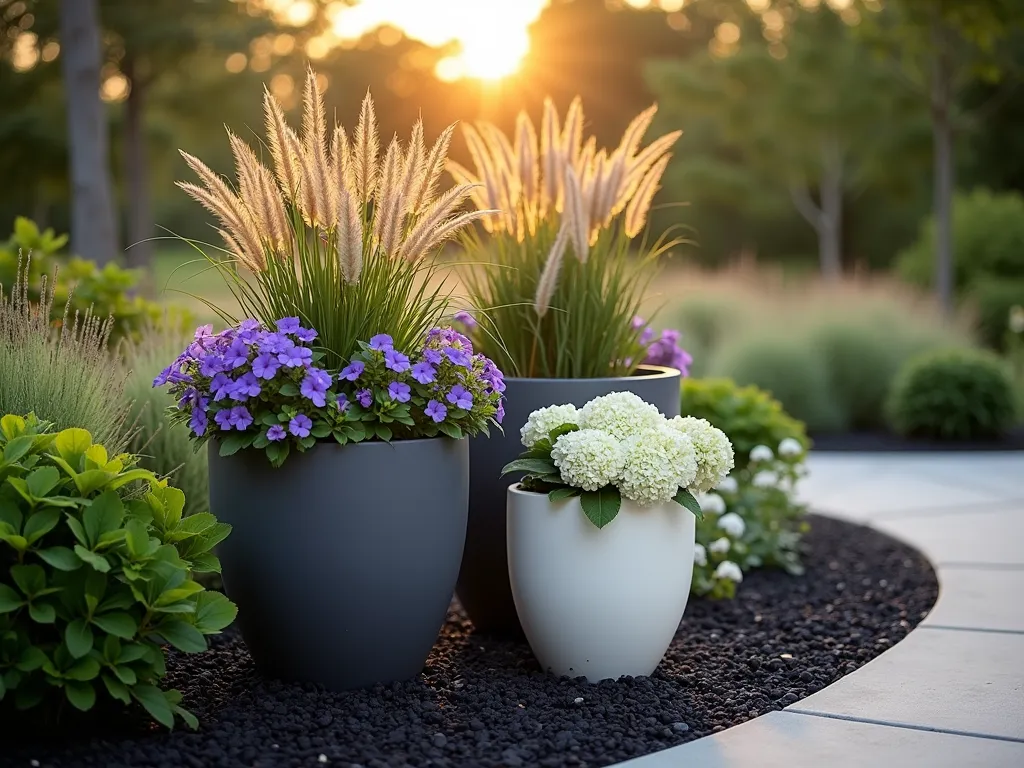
617;452;1024;767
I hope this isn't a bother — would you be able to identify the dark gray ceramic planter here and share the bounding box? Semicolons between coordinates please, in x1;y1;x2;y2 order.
208;437;469;690
457;365;682;638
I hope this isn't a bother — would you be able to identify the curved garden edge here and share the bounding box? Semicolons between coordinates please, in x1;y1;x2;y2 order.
612;451;1024;767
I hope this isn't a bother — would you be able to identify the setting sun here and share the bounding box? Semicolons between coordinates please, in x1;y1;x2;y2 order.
330;0;549;82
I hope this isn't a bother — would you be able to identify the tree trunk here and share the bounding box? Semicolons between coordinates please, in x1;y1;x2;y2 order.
818;140;844;281
931;18;955;316
122;55;153;268
59;0;118;265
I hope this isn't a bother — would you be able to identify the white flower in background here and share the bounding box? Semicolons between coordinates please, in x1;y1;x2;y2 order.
520;404;578;448
708;536;731;555
717;512;746;538
714;560;743;583
667;416;735;493
551;429;625;491
694;543;707;567
699;492;727;516
749;444;774;463
778;438;804;458
618;426;697;506
716;476;738;494
578;391;664;441
753;470;778;488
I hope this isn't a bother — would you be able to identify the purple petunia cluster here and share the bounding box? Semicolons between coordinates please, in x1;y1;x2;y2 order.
632;316;693;377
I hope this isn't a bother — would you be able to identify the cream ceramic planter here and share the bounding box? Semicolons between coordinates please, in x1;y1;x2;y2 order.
506;484;695;682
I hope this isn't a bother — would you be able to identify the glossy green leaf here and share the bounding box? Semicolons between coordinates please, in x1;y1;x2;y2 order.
65;515;89;547
54;428;92;467
0;583;23;613
23;508;61;545
500;457;558;477
102;674;131;704
106;469;157;491
193;591;238;633
132;684;175;729
672;487;704;522
92;612;138;639
28;602;56;623
65;619;94;659
11;564;45;595
0;414;26;440
37;546;82;571
65;681;96;711
83;491;124;545
579;488;621;529
113;665;137;685
3;435;36;464
26;466;61;498
548;486;580;502
66;655;100;681
156;619;207;653
74;545;110;573
173;704;199;730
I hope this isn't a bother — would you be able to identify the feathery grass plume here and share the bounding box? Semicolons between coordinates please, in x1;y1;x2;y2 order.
453;96;684;378
176;70;485;370
0;256;129;450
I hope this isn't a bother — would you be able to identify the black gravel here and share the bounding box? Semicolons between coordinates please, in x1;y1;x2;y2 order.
3;515;937;768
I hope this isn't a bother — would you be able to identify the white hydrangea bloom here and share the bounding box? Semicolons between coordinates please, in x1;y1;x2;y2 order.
717;512;746;538
749;444;774;463
752;470;777;489
618;426;697;506
714;560;743;583
550;429;625;491
577;391;664;441
778;437;804;458
693;543;707;567
699;492;727;516
667;416;735;493
708;536;731;555
520;403;579;448
716;476;739;494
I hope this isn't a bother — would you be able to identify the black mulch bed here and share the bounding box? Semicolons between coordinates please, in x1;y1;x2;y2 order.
3;515;937;768
809;425;1024;452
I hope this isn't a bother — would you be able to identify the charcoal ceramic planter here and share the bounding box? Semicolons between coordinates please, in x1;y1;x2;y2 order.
208;437;469;690
457;365;681;637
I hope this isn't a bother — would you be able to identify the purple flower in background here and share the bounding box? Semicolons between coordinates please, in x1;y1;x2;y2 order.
260;332;294;355
199;354;224;377
277;317;301;334
252;352;281;380
295;326;318;343
267;424;286;442
214;409;233;431
425;399;447;423
210;373;233;402
288;414;312;438
444;347;471;368
388;381;411;403
411;362;436;384
300;368;332;407
496;400;505;424
279;345;313;368
227;406;253;431
423;348;443;365
384;349;410;373
356;388;373;408
446;385;473;410
369;333;394;351
643;327;693;377
231;372;262;400
453;310;477;329
632;315;655;346
189;409;208;436
337;392;349;413
340;360;365;381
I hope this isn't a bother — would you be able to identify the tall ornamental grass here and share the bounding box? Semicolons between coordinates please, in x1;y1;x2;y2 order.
454;98;682;378
177;68;489;368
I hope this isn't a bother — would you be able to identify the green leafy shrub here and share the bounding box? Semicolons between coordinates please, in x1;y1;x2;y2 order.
0;415;236;728
896;188;1024;291
681;378;808;469
968;278;1024;351
886;348;1018;440
0;217;190;346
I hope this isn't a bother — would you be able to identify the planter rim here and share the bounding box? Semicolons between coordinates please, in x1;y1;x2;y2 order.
502;364;680;385
211;435;461;450
507;482;550;499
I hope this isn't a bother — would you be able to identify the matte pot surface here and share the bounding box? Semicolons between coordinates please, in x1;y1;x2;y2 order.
458;366;681;638
209;437;469;690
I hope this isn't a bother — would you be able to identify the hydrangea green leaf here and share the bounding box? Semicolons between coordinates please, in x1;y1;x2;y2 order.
579;488;621;529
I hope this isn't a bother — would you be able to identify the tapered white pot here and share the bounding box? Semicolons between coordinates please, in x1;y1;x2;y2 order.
507;484;695;682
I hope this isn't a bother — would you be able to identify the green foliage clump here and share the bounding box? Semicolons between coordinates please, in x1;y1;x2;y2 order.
968;278;1024;351
680;378;808;469
124;326;208;517
897;189;1024;292
0;415;236;728
0;217;190;346
886;348;1018;440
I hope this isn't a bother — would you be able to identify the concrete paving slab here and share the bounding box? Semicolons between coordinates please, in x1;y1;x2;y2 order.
923;567;1024;633
876;508;1024;566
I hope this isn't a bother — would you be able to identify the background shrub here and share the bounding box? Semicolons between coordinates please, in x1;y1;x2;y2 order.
886;348;1018;440
0;416;236;728
968;278;1024;351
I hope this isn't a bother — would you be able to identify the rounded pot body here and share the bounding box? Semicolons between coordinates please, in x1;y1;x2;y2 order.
208;437;469;690
459;366;681;637
507;485;695;682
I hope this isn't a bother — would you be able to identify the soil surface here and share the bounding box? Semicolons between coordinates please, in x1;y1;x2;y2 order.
2;515;938;768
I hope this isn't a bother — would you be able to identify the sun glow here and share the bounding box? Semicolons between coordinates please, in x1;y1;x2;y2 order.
330;0;549;82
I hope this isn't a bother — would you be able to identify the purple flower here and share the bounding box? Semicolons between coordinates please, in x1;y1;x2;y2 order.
336;392;349;413
260;332;294;355
228;406;253;431
153;365;173;387
237;319;262;342
300;368;332;407
632;315;655;346
210;373;234;402
193;324;214;341
199;354;224;377
267;424;286;442
369;333;394;351
411;362;436;384
189;409;208;436
453;310;477;329
177;387;198;410
384;348;411;373
425;399;448;423
495;400;505;424
214;409;233;431
423;348;443;365
356;388;373;408
277;317;301;334
643;327;692;376
224;338;250;370
295;326;318;343
288;414;312;438
443;347;471;368
388;381;411;403
252;352;281;380
278;345;313;368
339;360;365;381
446;385;473;410
230;372;262;400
